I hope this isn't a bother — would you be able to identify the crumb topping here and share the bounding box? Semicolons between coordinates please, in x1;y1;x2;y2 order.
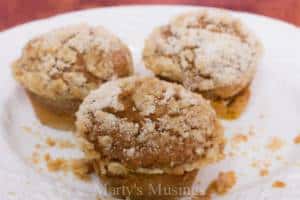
143;9;262;98
76;76;224;175
13;24;133;100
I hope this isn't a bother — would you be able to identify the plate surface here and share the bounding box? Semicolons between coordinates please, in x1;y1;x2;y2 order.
0;5;300;200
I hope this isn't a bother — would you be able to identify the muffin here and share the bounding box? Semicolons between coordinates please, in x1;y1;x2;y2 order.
143;9;262;100
76;76;225;199
12;24;133;129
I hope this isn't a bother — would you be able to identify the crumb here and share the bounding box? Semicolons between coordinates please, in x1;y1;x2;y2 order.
46;158;68;172
211;171;237;195
266;137;284;152
45;154;92;181
22;126;32;133
57;140;75;149
272;181;286;188
294;135;300;144
70;159;93;181
45;137;75;149
232;134;248;144
193;171;236;199
46;137;56;147
260;169;269;177
251;161;258;168
251;160;271;169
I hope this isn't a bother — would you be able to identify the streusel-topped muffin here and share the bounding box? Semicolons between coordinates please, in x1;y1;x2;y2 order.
143;9;262;99
76;76;224;199
12;24;133;118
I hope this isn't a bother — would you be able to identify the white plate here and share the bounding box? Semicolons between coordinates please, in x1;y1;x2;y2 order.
1;5;300;200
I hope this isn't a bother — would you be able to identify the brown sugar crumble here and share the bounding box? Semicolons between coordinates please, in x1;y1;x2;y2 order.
193;171;237;200
272;181;286;188
294;135;300;144
266;137;285;152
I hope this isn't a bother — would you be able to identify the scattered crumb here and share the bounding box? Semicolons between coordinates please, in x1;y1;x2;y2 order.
57;140;76;149
70;159;93;181
251;160;271;169
272;181;286;188
46;137;56;147
294;135;300;144
22;126;32;133
35;144;42;149
211;171;237;195
266;137;284;152
46;158;68;172
193;171;236;199
31;151;40;164
232;134;248;144
259;169;269;177
45;137;75;149
227;152;236;157
44;154;92;181
44;153;51;162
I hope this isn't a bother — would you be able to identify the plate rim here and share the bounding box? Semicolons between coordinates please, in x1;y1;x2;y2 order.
0;4;299;37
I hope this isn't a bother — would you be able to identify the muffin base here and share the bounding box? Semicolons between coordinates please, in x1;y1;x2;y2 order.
99;170;198;200
27;90;81;131
209;87;251;120
157;75;251;120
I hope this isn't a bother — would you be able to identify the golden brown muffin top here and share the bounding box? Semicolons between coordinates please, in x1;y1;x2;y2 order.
76;76;224;175
13;24;133;101
143;9;262;97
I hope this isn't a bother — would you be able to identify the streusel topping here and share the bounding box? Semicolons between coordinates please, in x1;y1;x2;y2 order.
143;9;262;97
13;24;133;100
76;76;224;175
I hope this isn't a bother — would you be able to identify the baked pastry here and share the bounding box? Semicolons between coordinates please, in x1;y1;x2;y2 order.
143;9;262;99
12;24;133;128
76;76;224;199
